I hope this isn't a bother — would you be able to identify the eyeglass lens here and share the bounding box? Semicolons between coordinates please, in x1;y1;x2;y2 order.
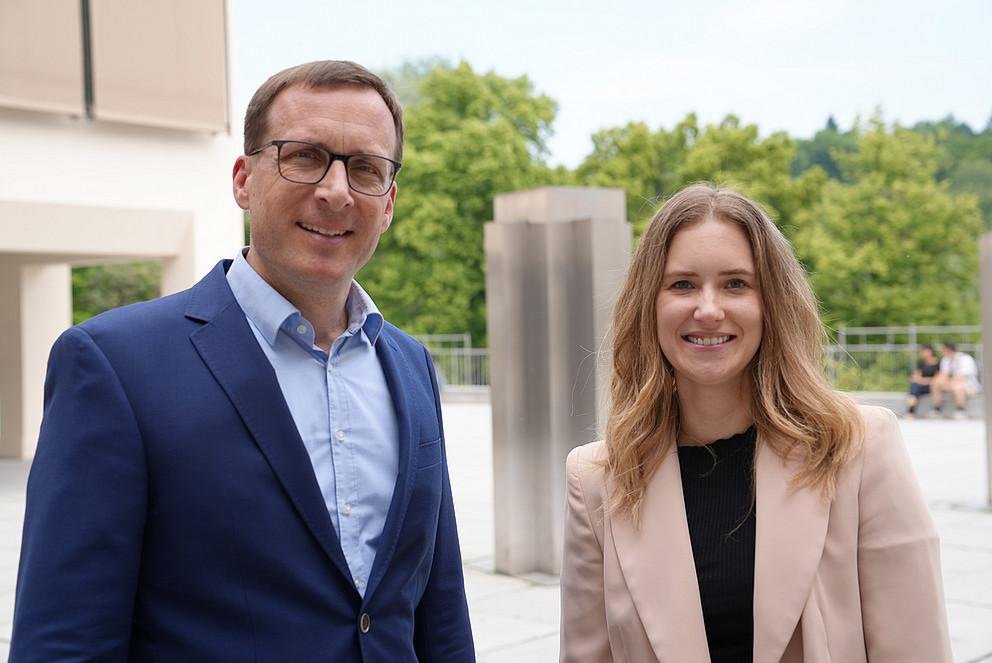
277;141;394;195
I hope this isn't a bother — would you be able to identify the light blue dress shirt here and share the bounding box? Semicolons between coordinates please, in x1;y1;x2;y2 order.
227;251;399;596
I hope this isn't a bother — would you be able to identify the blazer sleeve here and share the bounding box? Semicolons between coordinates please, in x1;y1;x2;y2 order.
413;347;476;662
857;407;952;662
560;445;612;663
10;327;147;662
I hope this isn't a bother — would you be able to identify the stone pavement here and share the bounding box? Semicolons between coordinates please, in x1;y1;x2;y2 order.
1;404;990;662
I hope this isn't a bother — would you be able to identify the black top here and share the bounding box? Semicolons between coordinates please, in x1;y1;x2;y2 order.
918;359;939;378
678;427;756;663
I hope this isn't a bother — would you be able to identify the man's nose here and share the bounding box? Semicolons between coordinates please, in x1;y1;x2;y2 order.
314;160;353;209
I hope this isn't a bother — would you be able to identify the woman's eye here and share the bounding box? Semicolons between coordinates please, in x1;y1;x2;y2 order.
727;278;748;289
671;280;693;290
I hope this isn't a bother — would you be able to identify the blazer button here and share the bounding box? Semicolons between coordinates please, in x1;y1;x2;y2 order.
359;612;371;634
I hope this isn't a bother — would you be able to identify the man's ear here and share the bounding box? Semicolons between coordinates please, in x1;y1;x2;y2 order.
232;155;251;211
379;181;397;234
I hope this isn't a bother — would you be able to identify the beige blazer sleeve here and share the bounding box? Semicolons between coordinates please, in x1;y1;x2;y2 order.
560;444;612;663
857;407;952;661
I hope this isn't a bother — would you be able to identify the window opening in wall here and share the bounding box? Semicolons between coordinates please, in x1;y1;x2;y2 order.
72;261;161;324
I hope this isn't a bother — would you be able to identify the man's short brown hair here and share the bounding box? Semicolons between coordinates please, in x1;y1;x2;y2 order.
243;60;404;162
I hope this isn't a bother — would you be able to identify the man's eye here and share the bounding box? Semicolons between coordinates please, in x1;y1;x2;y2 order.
351;158;382;176
288;149;322;161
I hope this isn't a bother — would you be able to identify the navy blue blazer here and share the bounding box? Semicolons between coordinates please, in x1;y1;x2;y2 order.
11;261;475;662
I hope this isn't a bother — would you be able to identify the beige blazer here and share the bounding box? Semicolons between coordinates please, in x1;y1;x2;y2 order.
560;405;951;662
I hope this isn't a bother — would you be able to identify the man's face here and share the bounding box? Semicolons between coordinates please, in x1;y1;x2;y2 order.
232;84;397;297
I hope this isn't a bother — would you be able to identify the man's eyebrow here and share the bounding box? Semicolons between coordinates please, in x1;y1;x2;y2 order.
286;137;389;156
287;137;327;149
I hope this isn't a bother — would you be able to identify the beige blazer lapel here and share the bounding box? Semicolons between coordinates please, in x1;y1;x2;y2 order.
753;439;831;663
611;448;711;662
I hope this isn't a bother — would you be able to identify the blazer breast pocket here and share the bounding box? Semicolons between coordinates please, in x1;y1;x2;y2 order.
416;437;442;470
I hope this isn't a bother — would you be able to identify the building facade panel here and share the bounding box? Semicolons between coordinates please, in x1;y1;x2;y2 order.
90;0;229;132
0;0;85;115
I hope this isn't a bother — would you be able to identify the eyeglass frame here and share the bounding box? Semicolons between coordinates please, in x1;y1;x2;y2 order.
246;139;402;197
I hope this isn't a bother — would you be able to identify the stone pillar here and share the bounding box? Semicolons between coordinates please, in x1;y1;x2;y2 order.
980;232;992;506
485;187;631;575
0;259;23;458
21;263;73;459
0;261;72;458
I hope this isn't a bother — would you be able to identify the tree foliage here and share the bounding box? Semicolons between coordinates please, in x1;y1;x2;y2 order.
574;114;825;241
359;61;561;344
72;262;160;325
792;120;982;328
791;116;858;181
574;116;697;232
912;114;992;230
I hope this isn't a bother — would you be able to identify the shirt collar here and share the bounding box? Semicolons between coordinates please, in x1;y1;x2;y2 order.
346;280;385;345
227;249;384;348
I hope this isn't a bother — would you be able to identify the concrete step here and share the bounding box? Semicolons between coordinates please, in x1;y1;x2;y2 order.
852;391;984;419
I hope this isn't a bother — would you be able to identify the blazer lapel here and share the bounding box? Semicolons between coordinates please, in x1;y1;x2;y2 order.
364;331;417;600
185;263;353;583
753;439;830;663
611;448;711;662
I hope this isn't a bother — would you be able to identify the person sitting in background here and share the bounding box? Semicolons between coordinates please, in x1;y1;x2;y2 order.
931;341;981;419
905;343;940;419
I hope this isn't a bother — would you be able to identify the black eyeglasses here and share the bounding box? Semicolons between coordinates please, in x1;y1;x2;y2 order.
247;140;401;197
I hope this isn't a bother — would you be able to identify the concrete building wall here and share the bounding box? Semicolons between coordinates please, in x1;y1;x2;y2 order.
0;1;243;458
0;109;242;279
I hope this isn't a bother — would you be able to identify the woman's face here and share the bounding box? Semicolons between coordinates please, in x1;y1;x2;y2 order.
655;217;763;394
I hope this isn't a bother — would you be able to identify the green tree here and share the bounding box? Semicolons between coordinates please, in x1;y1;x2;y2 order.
793;119;982;329
574;115;698;233
359;61;561;343
791;115;858;181
913;114;992;230
72;262;161;324
576;114;823;239
676;115;824;240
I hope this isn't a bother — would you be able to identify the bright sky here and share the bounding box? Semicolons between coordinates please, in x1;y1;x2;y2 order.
230;0;991;168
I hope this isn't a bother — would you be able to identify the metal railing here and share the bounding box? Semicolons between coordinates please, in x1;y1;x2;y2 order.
827;325;982;391
416;325;983;391
416;334;491;387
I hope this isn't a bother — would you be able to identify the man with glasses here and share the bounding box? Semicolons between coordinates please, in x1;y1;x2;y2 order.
12;61;475;662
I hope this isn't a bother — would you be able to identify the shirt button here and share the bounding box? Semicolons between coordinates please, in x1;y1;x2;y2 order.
359;612;371;633
296;324;307;335
335;429;346;442
342;502;352;516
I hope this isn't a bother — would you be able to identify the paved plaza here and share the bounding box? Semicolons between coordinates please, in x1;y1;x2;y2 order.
1;403;990;662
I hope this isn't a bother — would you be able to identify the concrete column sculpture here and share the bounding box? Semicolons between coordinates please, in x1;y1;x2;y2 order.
485;186;631;575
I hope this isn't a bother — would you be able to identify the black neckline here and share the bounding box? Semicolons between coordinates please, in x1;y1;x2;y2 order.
678;426;756;453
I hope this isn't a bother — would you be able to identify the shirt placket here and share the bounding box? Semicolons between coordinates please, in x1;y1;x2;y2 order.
328;336;365;593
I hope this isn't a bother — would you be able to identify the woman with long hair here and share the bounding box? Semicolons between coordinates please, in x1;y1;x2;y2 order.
560;183;950;662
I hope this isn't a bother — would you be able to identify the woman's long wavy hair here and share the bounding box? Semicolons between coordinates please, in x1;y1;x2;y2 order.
605;183;862;523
